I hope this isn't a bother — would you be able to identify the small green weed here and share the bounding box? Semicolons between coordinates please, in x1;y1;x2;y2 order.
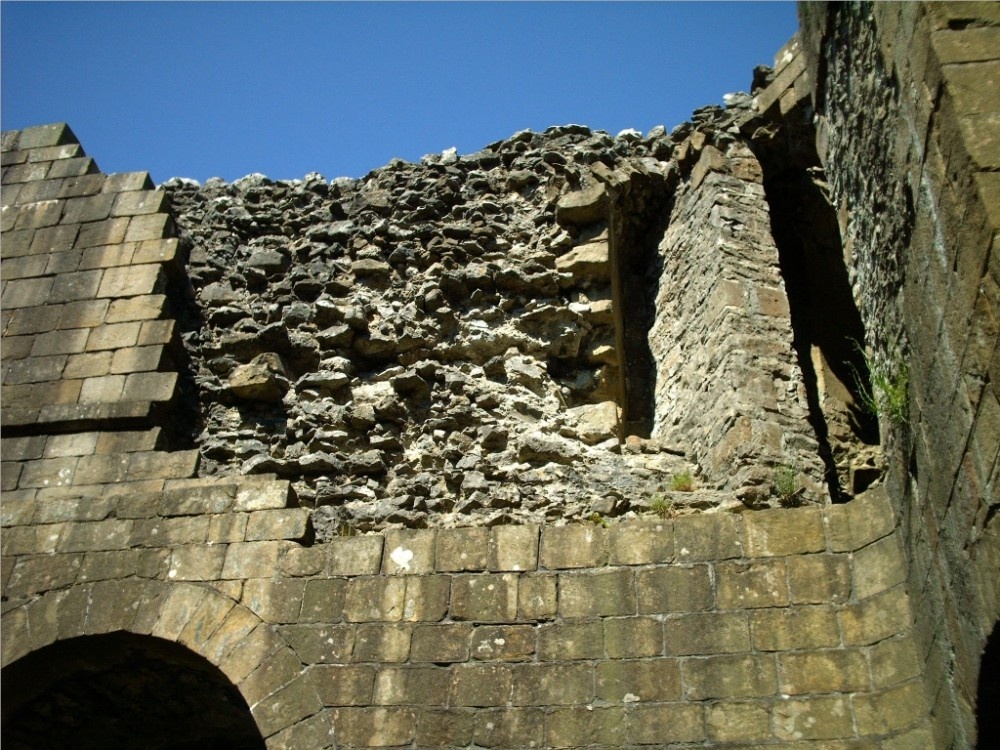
669;472;694;492
588;512;609;527
650;494;674;518
851;342;909;426
772;465;799;502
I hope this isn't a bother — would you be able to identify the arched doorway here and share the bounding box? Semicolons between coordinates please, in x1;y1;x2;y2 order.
978;622;1000;749
2;632;265;750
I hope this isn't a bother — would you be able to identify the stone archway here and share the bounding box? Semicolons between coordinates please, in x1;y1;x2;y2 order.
2;632;265;749
1;580;328;748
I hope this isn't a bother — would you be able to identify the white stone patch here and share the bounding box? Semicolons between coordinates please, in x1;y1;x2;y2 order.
390;546;414;571
623;693;640;703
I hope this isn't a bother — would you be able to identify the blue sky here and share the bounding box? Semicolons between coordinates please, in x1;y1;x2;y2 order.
2;2;798;184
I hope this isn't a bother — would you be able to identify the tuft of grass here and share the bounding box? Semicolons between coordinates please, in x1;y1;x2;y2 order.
772;465;799;502
669;472;695;492
851;342;909;426
650;494;674;518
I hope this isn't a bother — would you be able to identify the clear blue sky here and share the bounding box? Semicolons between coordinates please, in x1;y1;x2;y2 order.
2;2;798;184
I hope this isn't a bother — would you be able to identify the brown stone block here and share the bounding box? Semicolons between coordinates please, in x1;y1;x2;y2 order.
18;456;79;489
488;523;539;571
547;705;627;748
58;298;110;329
627;702;705;744
382;527;436;574
604;616;663;658
558;567;635;617
353;622;411;663
375;665;449;705
435;526;488;571
312;664;375;706
344;577;406;622
853;533;908;599
43;431;99;458
127;448;198;481
827;486;897;552
246;508;309;541
3;160;49;184
121;371;177;402
250;674;323;739
96;427;161;455
470;624;535;661
779;648;871;694
0;253;49;281
242;578;306;623
78;242;135;270
2;276;54;309
410;623;472;663
449;662;512;707
102;171;154;193
75;217;129;248
221;541;283;579
45;248;84;276
414;708;474;747
47;157;97;180
538;620;603;661
61;193;114;224
235;479;291;512
105;294;167;322
84;321;140;351
165;545;226;581
608;518;673;564
265;711;336;750
12;198;62;229
96;263;164;298
299;579;347;623
518;572;557;620
637;564;713;613
942;60;1000;116
512;663;593;706
176;590;235;651
673;513;743;561
124;212;173;242
706;699;771;742
78;549;144;583
1;334;35;362
111;189;168;217
327;707;415;747
597;658;681;703
30;327;89;357
48;269;103;304
839;586;912;646
870;633;923;688
328;535;383;575
540;524;607;568
4;354;66;385
717;558;789;609
787;553;852;605
750;605;841;651
397;575;446;623
682;653;777;700
212;617;279;678
208;513;248;544
773;695;854;740
472;707;543;748
743;507;826;557
110;345;165;374
666;611;750;656
149;584;210;642
279;623;354;666
133;238;180;265
451;573;518;622
0;608;31;666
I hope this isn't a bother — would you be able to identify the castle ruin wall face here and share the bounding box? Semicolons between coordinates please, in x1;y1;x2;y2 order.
1;2;998;747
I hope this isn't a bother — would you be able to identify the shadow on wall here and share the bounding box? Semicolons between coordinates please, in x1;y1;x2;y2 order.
1;633;265;750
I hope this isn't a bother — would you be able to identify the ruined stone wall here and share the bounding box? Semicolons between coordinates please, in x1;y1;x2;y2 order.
798;3;1000;747
2;2;998;745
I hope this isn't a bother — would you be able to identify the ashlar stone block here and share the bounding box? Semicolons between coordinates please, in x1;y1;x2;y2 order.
558;567;635;617
488;524;539;571
451;573;517;622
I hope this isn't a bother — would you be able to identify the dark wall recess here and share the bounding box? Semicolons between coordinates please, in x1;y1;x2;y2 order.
1;633;265;750
749;105;880;502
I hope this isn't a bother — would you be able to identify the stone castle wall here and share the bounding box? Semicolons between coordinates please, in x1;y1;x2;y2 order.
1;2;998;748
